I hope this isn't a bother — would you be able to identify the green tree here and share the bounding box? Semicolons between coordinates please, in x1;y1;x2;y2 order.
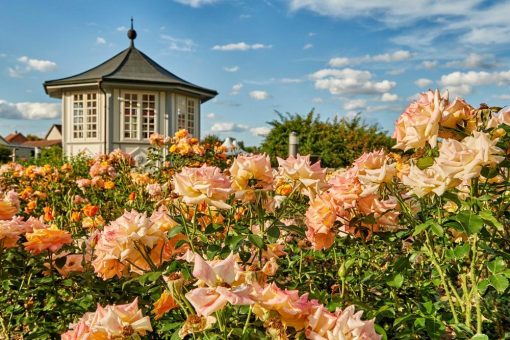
0;147;11;163
201;134;222;146
260;110;394;168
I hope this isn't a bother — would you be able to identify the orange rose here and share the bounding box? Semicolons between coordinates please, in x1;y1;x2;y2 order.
24;226;72;255
152;290;178;320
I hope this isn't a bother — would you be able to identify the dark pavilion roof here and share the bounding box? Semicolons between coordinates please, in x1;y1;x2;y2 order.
44;28;217;102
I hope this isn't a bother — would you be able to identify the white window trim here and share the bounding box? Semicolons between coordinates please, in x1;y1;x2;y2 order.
71;92;99;142
120;90;159;142
176;95;199;136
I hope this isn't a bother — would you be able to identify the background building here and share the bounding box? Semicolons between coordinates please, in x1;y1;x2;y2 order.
43;21;217;162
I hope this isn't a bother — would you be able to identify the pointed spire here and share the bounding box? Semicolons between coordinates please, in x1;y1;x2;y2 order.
127;17;137;47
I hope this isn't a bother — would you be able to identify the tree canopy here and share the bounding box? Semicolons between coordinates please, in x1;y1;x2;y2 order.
260;111;394;168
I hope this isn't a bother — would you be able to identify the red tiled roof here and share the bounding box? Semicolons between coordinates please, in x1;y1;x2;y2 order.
5;133;27;144
22;140;62;148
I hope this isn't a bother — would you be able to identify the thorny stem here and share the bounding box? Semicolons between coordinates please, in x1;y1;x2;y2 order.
424;232;459;324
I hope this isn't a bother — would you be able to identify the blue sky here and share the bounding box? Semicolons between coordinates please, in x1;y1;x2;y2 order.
1;0;510;145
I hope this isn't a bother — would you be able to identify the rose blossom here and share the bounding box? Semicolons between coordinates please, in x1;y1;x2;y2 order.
354;150;396;196
402;164;453;197
0;216;28;249
305;192;337;250
185;253;253;316
393;89;447;151
230;154;273;193
435;132;504;183
173;165;233;209
23;225;72;255
61;298;152;339
440;97;473;130
276;154;327;197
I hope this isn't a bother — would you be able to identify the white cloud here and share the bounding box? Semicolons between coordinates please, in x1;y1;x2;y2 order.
206;112;216;119
240;14;251;19
281;78;303;84
445;53;496;69
161;35;196;52
312;97;324;104
386;68;405;75
17;56;57;72
329;57;351;68
493;94;510;100
117;26;128;32
372;50;411;62
415;78;433;88
250;126;271;136
212;42;272;51
288;0;480;26
96;37;106;45
223;66;239;72
174;0;219;7
328;50;412;67
310;68;396;96
211;122;248;133
249;90;270;100
0;53;7;58
0;100;60;120
380;93;399;102
303;43;313;49
231;83;243;95
440;70;510;95
343;99;366;111
422;60;438;70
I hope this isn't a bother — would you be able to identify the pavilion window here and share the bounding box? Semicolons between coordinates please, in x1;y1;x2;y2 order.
122;92;157;140
72;93;97;140
123;93;139;139
86;93;97;138
177;95;197;135
141;94;156;139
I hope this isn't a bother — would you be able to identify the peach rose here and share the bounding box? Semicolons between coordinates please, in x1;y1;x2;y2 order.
440;97;473;130
0;216;27;249
62;298;152;338
393;89;447;151
252;283;313;330
230;154;273;193
173;165;233;209
185;253;253;316
354;150;396;196
276;154;327;197
152;290;178;320
436;132;504;183
305;192;337;250
402;164;454;197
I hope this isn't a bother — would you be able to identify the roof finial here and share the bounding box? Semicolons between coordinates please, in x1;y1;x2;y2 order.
127;17;137;47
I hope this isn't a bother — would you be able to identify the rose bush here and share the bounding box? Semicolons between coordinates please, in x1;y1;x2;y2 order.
0;91;509;339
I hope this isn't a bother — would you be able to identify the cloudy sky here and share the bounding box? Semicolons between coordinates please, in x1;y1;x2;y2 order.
1;0;510;145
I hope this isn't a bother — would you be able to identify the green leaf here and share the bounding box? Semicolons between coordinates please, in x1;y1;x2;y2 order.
413;221;433;236
488;257;507;274
453;244;470;259
471;334;489;340
477;279;490;294
248;234;265;249
479;210;503;231
266;225;280;240
430;222;444;237
454;211;484;235
417;156;434;170
386;273;404;288
489;274;509;293
168;226;183;238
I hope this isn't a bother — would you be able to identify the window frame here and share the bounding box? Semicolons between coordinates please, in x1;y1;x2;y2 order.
71;92;98;141
176;94;199;136
120;90;158;142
